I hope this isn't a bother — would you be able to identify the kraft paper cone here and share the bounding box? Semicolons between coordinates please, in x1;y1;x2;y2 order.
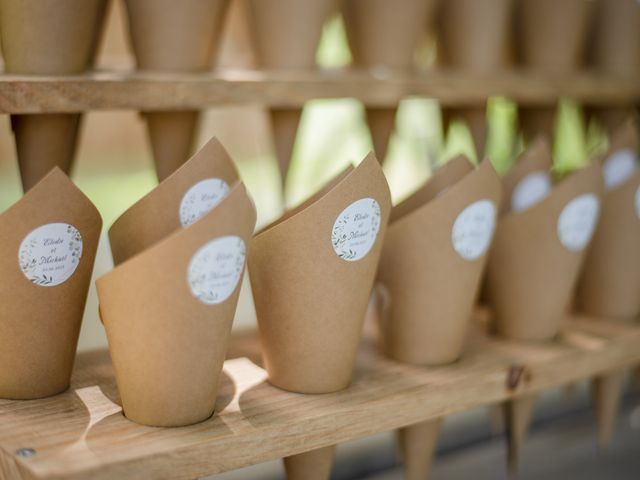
109;137;239;266
577;121;640;318
397;419;442;480
0;168;102;399
98;184;256;427
249;153;391;393
377;157;501;364
342;0;433;162
516;0;594;141
0;0;108;191
588;0;640;133
283;446;336;480
487;161;603;341
592;369;626;449
504;394;536;474
247;0;336;184
124;0;230;180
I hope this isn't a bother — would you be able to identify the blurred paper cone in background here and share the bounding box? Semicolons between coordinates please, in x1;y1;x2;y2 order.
246;0;336;190
438;0;513;158
0;169;102;399
342;0;435;163
377;157;501;479
123;0;230;181
515;0;594;142
0;0;108;191
576;120;640;449
249;154;390;479
587;0;640;133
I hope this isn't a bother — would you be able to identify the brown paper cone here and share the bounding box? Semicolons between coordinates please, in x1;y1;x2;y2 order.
487;161;603;341
247;0;336;184
515;0;594;141
249;153;391;393
283;445;336;480
109;137;240;266
504;394;536;474
377;158;501;364
98;183;256;427
588;0;640;133
124;0;230;180
0;168;102;399
0;0;108;191
592;369;626;449
397;419;442;480
343;0;433;163
577;121;640;318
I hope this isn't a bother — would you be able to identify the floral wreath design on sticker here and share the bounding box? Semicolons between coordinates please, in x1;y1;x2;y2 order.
331;198;381;261
19;223;83;287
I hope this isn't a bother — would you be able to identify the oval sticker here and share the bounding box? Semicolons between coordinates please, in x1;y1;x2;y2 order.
451;200;496;260
179;178;230;227
557;194;600;251
511;171;552;212
602;149;637;191
331;198;381;262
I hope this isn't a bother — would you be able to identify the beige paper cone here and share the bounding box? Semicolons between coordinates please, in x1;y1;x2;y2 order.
247;0;336;184
504;394;536;474
343;0;433;163
487;161;603;340
249;154;391;393
0;169;102;399
0;0;108;191
588;0;640;133
398;419;442;480
577;121;640;318
98;183;256;427
592;369;626;449
109;137;239;265
283;445;336;480
124;0;230;180
377;158;502;364
516;0;594;141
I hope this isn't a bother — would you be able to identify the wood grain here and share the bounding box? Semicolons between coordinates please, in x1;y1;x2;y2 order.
0;69;638;114
1;314;639;480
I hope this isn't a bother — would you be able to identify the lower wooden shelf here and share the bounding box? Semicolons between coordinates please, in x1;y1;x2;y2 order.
1;311;639;480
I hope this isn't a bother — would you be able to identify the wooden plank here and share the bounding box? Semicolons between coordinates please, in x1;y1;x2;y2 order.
0;69;638;114
1;316;639;480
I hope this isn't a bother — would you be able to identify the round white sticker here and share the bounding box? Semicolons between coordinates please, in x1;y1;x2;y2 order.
179;178;230;227
602;149;638;191
187;235;245;305
511;171;552;212
635;186;640;219
557;194;600;252
451;200;497;260
18;223;83;287
331;198;381;262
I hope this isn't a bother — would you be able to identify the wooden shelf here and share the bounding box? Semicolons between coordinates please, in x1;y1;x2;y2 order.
1;311;640;480
0;69;638;114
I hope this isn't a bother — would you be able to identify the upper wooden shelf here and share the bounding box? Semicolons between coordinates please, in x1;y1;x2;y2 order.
0;69;638;114
1;311;640;480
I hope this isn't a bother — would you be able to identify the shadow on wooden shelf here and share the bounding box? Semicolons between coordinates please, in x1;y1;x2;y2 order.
1;309;639;480
0;69;638;114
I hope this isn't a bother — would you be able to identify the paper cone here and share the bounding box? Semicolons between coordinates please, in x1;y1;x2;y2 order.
504;394;536;474
0;169;102;399
98;181;256;427
577;121;640;318
247;0;336;184
397;419;442;480
342;0;434;162
487;161;603;341
249;153;391;393
283;446;336;480
0;0;108;191
516;0;594;141
588;0;640;133
124;0;230;180
592;369;626;449
109;137;239;266
377;157;501;364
